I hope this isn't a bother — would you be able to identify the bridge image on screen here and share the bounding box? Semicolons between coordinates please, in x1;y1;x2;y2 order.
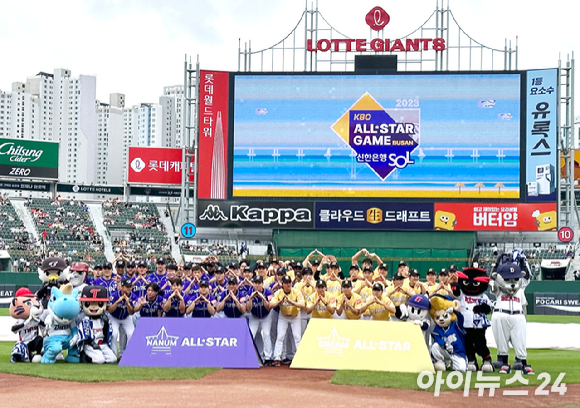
232;73;521;199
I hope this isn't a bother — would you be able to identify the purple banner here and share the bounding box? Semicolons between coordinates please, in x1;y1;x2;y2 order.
315;201;434;230
119;318;260;368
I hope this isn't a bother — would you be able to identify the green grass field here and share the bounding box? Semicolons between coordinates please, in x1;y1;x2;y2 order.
0;342;218;382
332;348;580;392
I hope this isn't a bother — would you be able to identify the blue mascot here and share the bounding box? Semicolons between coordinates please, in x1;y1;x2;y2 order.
41;283;80;364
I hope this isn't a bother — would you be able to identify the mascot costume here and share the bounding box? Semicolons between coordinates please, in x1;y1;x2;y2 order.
37;257;68;309
454;267;494;372
9;288;43;363
41;283;80;364
404;294;432;345
67;262;90;299
429;295;467;372
490;253;533;375
70;285;116;364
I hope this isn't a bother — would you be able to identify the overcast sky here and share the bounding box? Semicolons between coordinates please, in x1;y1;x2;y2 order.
0;0;577;108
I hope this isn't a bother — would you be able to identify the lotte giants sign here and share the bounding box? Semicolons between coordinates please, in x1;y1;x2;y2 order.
128;147;193;185
307;6;445;53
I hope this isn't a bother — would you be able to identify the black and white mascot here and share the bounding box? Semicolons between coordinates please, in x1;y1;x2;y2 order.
454;266;493;372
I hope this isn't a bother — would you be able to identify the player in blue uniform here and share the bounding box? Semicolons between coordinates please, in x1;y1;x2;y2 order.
246;275;274;365
216;277;246;318
185;280;217;318
93;262;119;297
162;278;187;317
132;282;163;318
107;279;135;359
148;257;168;289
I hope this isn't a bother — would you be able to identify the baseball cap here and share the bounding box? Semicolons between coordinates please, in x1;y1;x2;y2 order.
378;263;388;270
127;260;136;268
393;273;404;281
137;260;147;268
271;258;279;264
276;267;286;275
243;266;252;273
408;294;430;310
281;275;292;284
70;262;89;272
199;280;210;287
349;264;360;271
93;264;103;270
316;279;327;288
329;261;339;268
497;262;522;279
252;275;264;284
183;262;193;270
362;266;373;273
41;257;67;271
215;266;225;274
311;259;321;266
294;262;303;270
302;267;313;275
115;260;126;268
227;277;238;285
449;264;458;272
439;268;448;276
121;279;133;287
228;262;239;270
167;264;178;271
15;287;35;298
341;279;353;288
426;268;436;275
372;283;384;291
409;269;420;277
156;257;166;264
398;261;408;267
80;285;109;302
103;261;113;269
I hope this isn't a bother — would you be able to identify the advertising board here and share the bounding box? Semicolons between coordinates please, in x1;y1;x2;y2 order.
128;147;193;185
0;138;59;180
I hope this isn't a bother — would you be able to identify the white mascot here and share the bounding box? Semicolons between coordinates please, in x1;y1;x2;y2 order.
67;262;90;298
490;249;533;375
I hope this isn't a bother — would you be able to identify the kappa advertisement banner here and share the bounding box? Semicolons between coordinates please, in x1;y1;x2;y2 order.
0;138;59;180
127;147;194;185
315;202;434;230
291;319;433;373
198;70;229;199
119;318;260;368
433;202;558;231
197;200;314;229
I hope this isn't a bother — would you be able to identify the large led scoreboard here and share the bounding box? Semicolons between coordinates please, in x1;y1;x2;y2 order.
196;69;558;231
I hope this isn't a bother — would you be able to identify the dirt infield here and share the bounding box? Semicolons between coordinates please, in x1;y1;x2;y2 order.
1;368;579;408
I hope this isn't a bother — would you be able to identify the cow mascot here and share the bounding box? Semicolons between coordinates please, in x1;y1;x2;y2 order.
9;288;43;363
454;266;494;372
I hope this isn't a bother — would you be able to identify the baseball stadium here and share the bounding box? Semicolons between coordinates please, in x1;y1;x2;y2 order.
1;2;580;408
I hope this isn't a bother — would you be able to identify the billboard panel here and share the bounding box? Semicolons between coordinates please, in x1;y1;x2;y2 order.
127;147;193;185
232;73;522;199
525;69;558;202
314;201;434;230
0;138;59;180
197;199;314;229
198;70;229;199
433;202;557;231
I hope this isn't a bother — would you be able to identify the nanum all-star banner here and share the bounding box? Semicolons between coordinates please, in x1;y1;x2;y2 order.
232;73;521;199
433;202;557;231
525;69;558;203
0;138;59;179
198;70;229;199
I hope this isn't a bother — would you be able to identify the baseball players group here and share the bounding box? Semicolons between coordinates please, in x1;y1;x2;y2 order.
9;247;532;374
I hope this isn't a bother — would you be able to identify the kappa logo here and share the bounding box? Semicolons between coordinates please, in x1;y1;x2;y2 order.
199;205;228;221
146;326;179;356
317;328;351;356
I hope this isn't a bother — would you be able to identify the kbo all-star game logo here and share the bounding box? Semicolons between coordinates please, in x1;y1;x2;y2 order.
331;93;420;179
